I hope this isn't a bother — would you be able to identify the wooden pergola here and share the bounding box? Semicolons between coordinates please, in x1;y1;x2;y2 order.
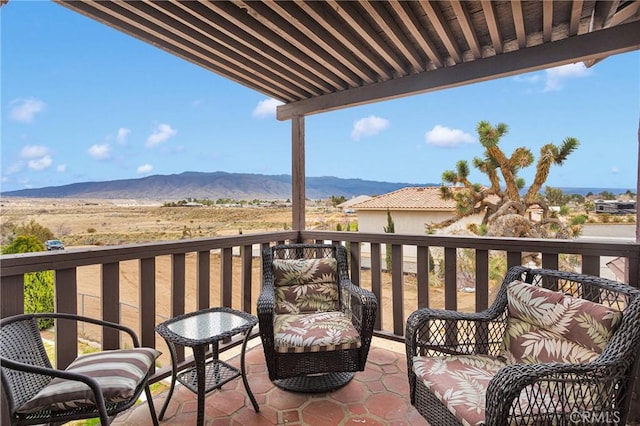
51;0;640;237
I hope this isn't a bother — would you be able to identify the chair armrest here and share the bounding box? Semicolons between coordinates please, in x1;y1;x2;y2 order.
406;307;507;358
257;282;276;340
339;278;377;334
485;362;620;426
0;356;111;423
30;312;141;347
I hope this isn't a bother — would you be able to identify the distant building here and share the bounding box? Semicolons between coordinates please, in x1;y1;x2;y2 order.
594;200;636;214
337;195;372;213
350;186;485;235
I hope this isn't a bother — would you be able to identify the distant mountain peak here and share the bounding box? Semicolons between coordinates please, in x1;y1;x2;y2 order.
1;171;432;200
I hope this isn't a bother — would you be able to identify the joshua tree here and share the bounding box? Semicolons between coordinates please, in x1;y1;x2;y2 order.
439;121;580;238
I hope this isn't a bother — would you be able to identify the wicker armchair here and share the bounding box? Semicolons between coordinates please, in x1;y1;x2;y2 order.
406;266;640;426
258;243;377;392
0;313;160;426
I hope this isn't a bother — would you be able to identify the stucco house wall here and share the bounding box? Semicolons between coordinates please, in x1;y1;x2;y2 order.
357;210;454;234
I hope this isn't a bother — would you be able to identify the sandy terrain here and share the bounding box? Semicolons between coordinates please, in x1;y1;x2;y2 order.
2;197;477;365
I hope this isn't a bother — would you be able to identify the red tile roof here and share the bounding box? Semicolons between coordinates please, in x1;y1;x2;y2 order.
351;186;457;211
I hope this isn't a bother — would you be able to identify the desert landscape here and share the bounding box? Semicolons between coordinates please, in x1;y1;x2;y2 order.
1;197;479;367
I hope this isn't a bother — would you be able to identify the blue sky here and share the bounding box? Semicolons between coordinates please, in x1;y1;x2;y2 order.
2;1;639;194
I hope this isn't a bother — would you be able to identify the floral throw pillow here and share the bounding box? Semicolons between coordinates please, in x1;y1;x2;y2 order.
503;280;622;364
272;258;338;314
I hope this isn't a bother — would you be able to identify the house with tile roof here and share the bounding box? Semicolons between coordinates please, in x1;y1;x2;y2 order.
350;186;485;235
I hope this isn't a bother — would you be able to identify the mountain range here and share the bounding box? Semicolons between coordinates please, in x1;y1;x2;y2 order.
0;171;432;200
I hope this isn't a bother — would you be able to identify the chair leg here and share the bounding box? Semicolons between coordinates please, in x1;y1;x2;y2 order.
145;385;160;426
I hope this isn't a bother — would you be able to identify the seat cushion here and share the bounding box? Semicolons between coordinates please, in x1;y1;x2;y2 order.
272;258;339;314
502;280;622;364
17;347;161;413
413;354;568;426
273;311;361;353
413;354;507;426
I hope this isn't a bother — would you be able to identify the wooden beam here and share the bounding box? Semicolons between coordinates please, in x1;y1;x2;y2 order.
277;21;640;120
481;0;503;54
291;115;305;231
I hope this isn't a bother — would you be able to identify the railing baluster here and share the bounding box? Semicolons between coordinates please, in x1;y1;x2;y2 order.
475;249;489;312
56;267;78;369
172;253;186;362
102;262;120;350
221;247;233;308
417;246;429;309
349;240;361;286
139;257;156;351
444;248;457;312
370;243;382;330
391;244;404;336
241;244;253;314
197;250;210;310
541;253;559;270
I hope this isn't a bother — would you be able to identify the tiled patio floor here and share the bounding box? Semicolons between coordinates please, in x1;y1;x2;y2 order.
113;338;428;425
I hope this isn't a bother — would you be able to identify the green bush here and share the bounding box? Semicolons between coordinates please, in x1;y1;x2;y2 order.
2;235;54;329
571;214;587;225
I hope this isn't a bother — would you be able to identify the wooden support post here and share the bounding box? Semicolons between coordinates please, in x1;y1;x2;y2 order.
292;114;305;234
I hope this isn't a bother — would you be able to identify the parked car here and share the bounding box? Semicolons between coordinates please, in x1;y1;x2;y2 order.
45;239;65;250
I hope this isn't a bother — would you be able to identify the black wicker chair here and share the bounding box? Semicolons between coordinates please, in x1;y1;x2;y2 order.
0;312;160;426
406;266;640;426
258;243;377;392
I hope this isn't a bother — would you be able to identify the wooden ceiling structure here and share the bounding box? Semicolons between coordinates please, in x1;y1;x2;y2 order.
52;1;640;233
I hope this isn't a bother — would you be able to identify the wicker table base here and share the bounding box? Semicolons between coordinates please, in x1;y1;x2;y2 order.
273;372;354;392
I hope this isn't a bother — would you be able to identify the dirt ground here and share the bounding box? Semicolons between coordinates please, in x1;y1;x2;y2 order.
2;197;477;365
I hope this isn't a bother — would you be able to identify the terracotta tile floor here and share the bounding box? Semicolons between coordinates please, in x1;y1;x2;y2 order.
113;338;428;425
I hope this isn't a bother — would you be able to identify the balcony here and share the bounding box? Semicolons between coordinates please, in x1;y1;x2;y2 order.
2;230;639;424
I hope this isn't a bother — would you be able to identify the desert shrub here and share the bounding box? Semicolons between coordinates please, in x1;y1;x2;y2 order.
571;214;587;225
14;219;54;243
87;227;97;233
599;213;611;223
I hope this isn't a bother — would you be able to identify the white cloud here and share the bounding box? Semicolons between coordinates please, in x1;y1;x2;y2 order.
611;166;620;174
8;98;46;123
513;74;540;84
116;128;131;144
5;161;25;175
57;164;67;172
20;145;49;159
351;115;390;141
28;155;52;170
425;125;475;147
252;98;284;118
88;143;111;160
137;164;153;174
543;63;591;92
146;123;177;147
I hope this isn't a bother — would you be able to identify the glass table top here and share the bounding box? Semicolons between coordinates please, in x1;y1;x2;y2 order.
166;311;250;341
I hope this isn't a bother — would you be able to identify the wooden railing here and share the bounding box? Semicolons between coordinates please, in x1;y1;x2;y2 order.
1;230;639;389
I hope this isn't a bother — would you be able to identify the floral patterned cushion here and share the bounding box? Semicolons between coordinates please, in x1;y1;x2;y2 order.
272;258;339;314
502;280;622;364
273;311;361;353
413;355;506;426
413;354;561;426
